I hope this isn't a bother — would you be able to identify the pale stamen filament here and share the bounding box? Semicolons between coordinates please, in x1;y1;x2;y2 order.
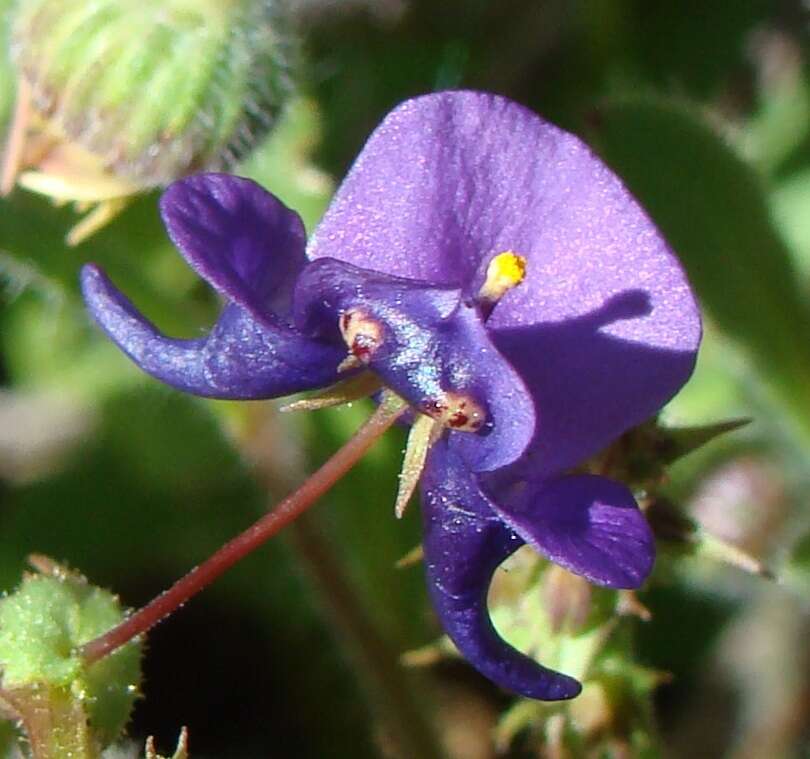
394;413;441;518
280;372;384;413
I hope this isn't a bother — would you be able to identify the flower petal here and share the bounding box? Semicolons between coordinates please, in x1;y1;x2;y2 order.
160;173;307;321
308;91;701;474
294;258;535;470
493;292;699;478
420;441;582;700
490;474;655;589
81;264;342;399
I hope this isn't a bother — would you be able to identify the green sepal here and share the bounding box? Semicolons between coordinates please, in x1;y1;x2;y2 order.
145;727;189;759
689;529;774;579
591;417;749;490
0;682;94;758
650;499;774;578
0;562;142;749
654;419;751;466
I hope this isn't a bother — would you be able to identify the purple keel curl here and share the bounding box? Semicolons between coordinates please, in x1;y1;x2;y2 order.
81;265;343;399
490;474;655;589
294;258;536;471
421;440;582;700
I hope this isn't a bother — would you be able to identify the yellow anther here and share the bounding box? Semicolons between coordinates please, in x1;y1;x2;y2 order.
478;251;527;304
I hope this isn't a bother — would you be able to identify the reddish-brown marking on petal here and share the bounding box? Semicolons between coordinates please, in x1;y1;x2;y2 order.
421;391;486;433
448;411;469;428
338;309;383;365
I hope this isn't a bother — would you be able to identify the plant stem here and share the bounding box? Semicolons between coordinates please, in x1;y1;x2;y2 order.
79;397;406;665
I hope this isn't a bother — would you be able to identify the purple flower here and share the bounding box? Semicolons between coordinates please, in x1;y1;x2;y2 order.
81;91;701;700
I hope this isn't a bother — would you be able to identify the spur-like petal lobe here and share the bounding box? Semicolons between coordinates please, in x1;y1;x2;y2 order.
160;173;307;321
294;258;535;470
309;91;701;473
420;441;582;700
81;264;343;399
491;474;655;589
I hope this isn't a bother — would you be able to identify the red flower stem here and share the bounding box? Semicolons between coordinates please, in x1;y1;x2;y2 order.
79;397;406;666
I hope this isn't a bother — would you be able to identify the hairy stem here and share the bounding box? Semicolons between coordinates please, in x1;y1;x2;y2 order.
79;396;406;665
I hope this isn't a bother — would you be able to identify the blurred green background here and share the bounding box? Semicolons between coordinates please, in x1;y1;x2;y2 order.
2;1;810;757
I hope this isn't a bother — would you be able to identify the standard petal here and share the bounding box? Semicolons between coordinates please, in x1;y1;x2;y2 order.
490;474;655;589
308;91;701;474
420;441;581;700
294;258;535;470
82;264;343;399
308;91;697;342
160;173;307;321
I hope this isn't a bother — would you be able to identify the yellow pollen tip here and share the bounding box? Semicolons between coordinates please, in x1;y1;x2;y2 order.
479;251;527;303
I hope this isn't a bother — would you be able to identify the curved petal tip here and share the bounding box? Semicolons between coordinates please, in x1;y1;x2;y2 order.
421;442;582;700
80;263;211;393
427;579;583;700
81;264;343;400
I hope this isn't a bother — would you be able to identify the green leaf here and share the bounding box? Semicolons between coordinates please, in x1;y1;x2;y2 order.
770;167;810;280
735;40;810;176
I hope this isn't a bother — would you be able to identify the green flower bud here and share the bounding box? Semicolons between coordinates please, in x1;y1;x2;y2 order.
3;0;295;243
0;559;142;749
